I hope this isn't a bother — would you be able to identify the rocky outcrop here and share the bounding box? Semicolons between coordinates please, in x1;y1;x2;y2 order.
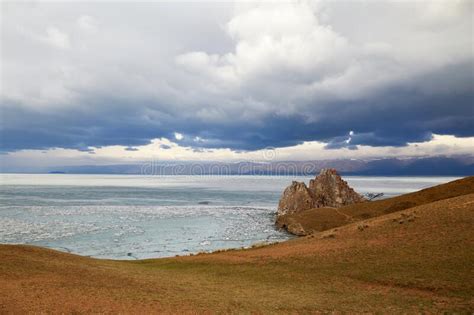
277;181;315;216
308;168;366;208
277;168;365;217
285;221;306;236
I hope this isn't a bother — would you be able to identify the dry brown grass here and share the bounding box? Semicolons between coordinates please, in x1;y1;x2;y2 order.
1;177;473;313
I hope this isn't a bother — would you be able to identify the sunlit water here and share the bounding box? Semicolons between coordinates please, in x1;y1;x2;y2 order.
0;174;459;259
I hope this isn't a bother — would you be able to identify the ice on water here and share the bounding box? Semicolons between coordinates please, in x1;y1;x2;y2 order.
0;174;459;259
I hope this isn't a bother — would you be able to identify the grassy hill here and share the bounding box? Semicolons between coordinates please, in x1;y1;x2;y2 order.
277;175;474;234
1;178;473;313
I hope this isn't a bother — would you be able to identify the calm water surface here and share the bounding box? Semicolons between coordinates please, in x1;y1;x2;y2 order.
0;174;459;259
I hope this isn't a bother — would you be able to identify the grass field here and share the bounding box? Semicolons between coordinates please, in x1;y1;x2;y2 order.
1;178;473;313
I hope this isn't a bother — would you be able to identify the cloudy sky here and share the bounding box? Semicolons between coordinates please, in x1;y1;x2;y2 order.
1;0;473;168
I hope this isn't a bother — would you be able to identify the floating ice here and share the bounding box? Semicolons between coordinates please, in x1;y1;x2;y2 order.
1;174;451;259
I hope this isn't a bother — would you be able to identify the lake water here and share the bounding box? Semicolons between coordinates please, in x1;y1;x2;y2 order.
0;174;459;259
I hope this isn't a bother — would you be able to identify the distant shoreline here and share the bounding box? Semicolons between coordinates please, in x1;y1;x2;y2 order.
2;155;473;176
0;172;470;177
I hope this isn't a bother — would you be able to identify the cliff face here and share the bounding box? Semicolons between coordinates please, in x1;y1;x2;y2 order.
277;181;315;216
308;169;366;208
277;169;365;217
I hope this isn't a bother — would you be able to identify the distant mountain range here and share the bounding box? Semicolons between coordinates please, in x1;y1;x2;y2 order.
35;155;474;176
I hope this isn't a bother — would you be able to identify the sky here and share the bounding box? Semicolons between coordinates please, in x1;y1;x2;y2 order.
1;0;473;169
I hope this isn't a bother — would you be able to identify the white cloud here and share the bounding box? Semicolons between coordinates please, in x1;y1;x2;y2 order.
3;1;470;111
2;135;473;170
175;1;352;115
419;0;471;27
226;2;348;78
174;132;184;141
173;0;472;119
77;15;97;32
44;27;70;49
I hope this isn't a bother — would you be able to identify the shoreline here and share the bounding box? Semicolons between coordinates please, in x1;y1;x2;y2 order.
1;175;461;260
1;175;470;260
2;191;473;312
1;176;473;312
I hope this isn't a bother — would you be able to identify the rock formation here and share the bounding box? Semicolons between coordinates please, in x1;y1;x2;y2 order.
277;168;365;217
277;181;315;216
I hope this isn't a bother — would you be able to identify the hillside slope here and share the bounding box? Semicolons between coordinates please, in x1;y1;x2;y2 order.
1;188;473;312
277;175;474;234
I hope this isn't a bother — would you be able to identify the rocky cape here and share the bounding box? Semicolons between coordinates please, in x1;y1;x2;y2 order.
276;169;366;235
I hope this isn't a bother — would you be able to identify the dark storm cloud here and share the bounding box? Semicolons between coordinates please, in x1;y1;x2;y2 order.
1;60;473;153
0;99;174;152
1;1;473;154
180;61;473;150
